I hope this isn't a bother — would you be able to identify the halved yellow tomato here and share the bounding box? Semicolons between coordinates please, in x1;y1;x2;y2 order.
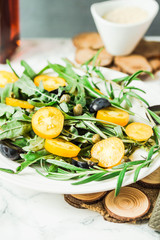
125;122;153;141
45;138;81;157
6;97;34;109
0;71;18;88
96;107;129;126
34;75;66;92
91;137;125;168
32;107;64;139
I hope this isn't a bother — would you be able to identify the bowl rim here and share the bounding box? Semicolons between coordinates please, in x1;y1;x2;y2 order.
91;0;159;28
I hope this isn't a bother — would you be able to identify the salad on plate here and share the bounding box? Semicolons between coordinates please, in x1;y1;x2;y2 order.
0;53;159;195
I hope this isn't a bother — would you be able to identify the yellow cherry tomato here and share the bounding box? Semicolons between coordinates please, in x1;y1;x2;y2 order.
45;138;81;158
0;71;18;88
91;137;125;168
96;107;129;126
32;107;64;139
34;75;66;92
125;122;153;141
6;97;34;109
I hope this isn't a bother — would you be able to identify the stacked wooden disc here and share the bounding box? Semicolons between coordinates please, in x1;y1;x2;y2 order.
139;167;160;189
64;168;160;223
72;32;160;75
104;187;150;222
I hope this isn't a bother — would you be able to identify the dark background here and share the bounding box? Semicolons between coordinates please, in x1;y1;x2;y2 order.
20;0;160;38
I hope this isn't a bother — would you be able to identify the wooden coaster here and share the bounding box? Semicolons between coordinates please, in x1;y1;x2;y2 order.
104;187;150;222
64;183;159;223
114;55;152;75
133;40;160;59
75;48;113;67
138;167;160;189
73;32;160;75
71;191;107;203
149;58;160;72
64;194;86;209
64;191;107;209
73;32;104;50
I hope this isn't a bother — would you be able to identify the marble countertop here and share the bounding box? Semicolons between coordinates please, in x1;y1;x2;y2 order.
0;38;160;240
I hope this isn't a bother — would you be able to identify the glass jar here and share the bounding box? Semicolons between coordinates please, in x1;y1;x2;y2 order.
0;0;20;63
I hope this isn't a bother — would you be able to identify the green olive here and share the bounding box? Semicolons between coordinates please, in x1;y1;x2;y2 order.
73;104;83;116
60;94;71;103
92;134;101;143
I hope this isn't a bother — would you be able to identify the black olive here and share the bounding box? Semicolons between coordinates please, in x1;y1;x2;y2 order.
148;105;160;124
71;158;89;169
71;157;98;169
148;105;160;115
0;141;22;160
89;98;111;113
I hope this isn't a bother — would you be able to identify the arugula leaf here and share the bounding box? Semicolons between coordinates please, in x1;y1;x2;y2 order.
12;137;28;148
23;136;45;151
21;60;36;79
0;120;32;140
0;103;14;117
12;83;20;99
1;83;13;103
49;61;86;106
15;74;37;96
37;65;50;75
17;149;50;172
28;99;56;107
59;102;69;113
6;59;19;78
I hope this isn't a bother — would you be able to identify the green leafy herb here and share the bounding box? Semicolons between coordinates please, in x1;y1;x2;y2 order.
21;60;36;79
0;120;32;140
17;149;50;172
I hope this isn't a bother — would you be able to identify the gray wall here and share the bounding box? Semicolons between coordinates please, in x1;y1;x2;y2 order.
20;0;160;38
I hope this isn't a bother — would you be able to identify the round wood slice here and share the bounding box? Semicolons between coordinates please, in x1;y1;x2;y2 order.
71;191;107;203
104;187;150;222
133;40;160;59
114;55;152;75
64;194;85;209
75;48;113;66
139;167;160;189
72;32;104;50
149;58;160;72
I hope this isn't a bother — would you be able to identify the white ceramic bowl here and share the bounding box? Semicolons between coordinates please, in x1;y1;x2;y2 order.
91;0;159;56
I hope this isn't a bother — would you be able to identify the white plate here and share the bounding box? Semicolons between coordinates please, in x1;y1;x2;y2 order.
0;67;160;194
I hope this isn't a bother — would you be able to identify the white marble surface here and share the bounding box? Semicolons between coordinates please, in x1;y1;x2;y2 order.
0;180;160;240
0;38;160;240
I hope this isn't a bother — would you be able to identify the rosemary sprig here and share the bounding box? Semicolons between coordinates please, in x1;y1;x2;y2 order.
41;145;160;196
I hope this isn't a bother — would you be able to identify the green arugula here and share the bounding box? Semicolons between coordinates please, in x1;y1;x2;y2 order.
0;120;32;140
